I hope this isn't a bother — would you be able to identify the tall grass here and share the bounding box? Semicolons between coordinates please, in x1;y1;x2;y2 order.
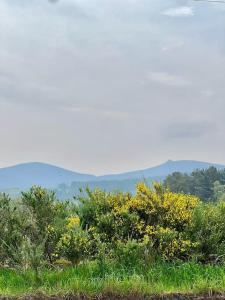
1;261;225;296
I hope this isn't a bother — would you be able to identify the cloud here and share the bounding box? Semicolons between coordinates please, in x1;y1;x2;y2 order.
162;6;194;17
161;41;184;52
164;121;215;139
60;106;132;120
146;72;191;87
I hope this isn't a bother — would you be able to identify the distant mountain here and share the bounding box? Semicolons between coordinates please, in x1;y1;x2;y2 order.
0;162;96;190
0;160;224;196
98;160;225;181
56;160;225;199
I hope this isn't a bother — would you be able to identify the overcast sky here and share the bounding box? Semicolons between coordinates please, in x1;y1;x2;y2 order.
0;0;225;175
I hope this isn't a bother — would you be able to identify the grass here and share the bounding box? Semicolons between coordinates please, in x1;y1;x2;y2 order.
1;261;225;297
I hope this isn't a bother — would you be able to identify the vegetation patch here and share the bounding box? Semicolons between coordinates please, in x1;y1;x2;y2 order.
1;180;225;297
1;262;225;297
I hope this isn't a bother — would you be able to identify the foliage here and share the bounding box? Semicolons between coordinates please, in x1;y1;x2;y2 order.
57;216;90;265
113;238;151;269
77;182;199;260
2;180;225;274
213;181;225;201
164;167;225;201
190;201;225;262
0;193;23;265
0;187;76;270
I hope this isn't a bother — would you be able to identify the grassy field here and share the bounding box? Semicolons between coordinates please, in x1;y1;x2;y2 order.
1;261;225;297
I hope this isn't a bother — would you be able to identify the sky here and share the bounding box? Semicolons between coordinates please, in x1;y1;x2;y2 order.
0;0;225;175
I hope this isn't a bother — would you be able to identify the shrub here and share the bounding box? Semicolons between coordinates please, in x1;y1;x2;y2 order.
57;216;90;265
21;186;74;264
190;201;225;262
0;193;23;266
3;182;225;269
113;238;153;270
77;183;199;260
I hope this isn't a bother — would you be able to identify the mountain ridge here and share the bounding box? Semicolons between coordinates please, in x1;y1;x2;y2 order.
98;160;225;181
0;160;224;191
0;162;96;190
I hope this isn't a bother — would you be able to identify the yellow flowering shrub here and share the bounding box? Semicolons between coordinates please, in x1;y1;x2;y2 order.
127;183;200;259
129;182;199;228
77;182;200;260
163;192;199;228
66;216;80;229
57;227;90;265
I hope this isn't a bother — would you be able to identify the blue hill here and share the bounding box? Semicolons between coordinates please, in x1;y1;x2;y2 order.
98;160;225;181
0;160;224;193
0;162;96;189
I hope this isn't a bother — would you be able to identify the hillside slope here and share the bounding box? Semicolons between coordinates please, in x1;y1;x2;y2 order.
98;160;225;181
0;162;96;189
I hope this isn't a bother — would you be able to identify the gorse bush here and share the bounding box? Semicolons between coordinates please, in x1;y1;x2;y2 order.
1;182;225;272
57;216;90;265
77;182;199;260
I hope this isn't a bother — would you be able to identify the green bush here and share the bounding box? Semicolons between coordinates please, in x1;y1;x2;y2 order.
3;183;225;272
113;238;152;269
57;216;90;265
190;201;225;262
0;193;23;266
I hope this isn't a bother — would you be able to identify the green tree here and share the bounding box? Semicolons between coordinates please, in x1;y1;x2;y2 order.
164;167;223;201
213;181;225;201
164;172;193;194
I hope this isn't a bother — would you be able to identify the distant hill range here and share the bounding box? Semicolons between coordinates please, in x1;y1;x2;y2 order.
0;160;224;198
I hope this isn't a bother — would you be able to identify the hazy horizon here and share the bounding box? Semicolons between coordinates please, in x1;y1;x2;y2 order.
0;159;224;177
1;0;225;175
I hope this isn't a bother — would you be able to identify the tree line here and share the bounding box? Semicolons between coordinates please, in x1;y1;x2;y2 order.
164;166;225;201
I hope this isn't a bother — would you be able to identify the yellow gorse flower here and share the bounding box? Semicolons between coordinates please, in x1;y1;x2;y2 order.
47;224;55;233
66;216;80;229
